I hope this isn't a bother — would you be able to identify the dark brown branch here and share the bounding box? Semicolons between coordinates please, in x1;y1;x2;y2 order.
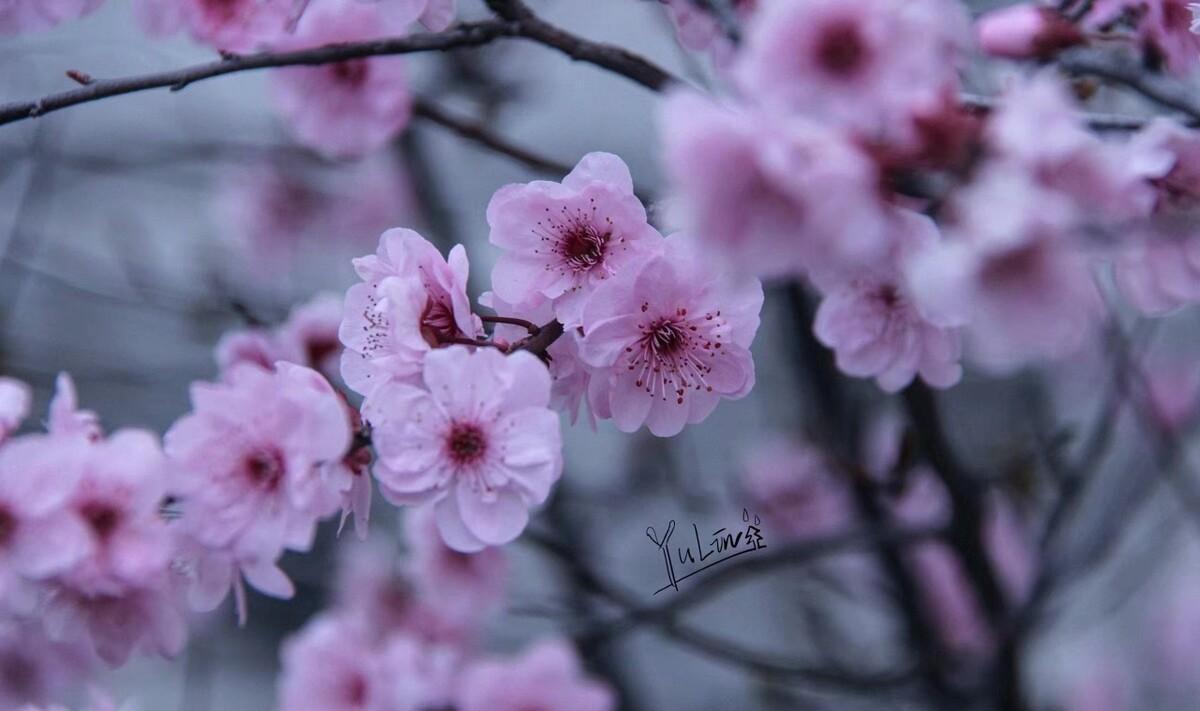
1057;47;1200;125
485;0;679;92
412;98;574;176
480;314;542;334
514;319;565;358
0;22;520;126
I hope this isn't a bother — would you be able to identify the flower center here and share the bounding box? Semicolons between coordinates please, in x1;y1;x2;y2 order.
625;306;727;405
446;422;487;465
80;501;121;541
305;336;340;368
420;297;463;347
0;507;15;548
558;224;610;272
200;0;241;22
533;199;619;276
815;17;869;77
343;673;369;706
244;449;285;491
330;60;370;88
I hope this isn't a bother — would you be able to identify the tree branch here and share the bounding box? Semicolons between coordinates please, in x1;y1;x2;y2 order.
412;98;574;176
0;21;520;126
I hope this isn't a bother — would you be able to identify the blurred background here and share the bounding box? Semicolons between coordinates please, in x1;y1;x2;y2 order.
3;1;1200;709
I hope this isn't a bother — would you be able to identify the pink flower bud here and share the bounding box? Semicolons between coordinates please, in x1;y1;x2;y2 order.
977;4;1083;60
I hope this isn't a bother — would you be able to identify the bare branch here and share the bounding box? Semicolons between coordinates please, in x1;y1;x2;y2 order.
412;98;574;176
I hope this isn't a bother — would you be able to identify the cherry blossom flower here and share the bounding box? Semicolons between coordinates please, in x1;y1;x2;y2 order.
456;639;615;711
659;90;888;279
340;228;482;398
976;3;1084;59
0;621;91;708
906;167;1103;371
365;346;562;552
813;211;963;392
0;377;30;443
404;506;507;628
133;0;292;51
215;329;286;376
276;614;451;711
278;292;345;379
579;234;763;437
1113;118;1200;314
58;430;172;597
165;362;351;614
486;152;663;327
733;0;970;137
0;0;103;35
416;0;454;30
740;437;854;540
269;0;413;159
661;0;757;66
41;575;187;667
0;435;90;594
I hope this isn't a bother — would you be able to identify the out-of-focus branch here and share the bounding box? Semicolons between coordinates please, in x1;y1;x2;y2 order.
484;0;680;91
413;98;574;176
1057;47;1200;124
959;92;1163;131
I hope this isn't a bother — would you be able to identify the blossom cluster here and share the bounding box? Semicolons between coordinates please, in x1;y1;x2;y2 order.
274;509;614;711
658;0;1200;386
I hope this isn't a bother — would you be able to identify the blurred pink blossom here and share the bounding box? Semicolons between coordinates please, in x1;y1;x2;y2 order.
269;0;413;159
1088;0;1200;75
0;0;103;35
976;4;1084;59
0;377;30;443
456;639;615;711
740;437;854;540
133;0;292;51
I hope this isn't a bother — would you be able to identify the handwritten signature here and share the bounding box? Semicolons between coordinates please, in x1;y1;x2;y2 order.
646;509;766;595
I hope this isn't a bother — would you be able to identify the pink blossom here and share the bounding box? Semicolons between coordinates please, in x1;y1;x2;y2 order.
740;437;854;540
1113;118;1200;314
908;542;994;656
165;362;351;612
58;431;172;597
906;167;1103;371
366;346;562;552
42;578;187;667
0;0;103;35
976;4;1083;59
456;639;615;711
215;328;286;375
659;90;888;279
0;377;30;442
733;0;970;136
416;0;454;30
404;506;507;627
269;0;413;159
1139;350;1200;431
278;292;345;378
486;152;663;326
813;211;963;392
276;614;451;711
133;0;292;51
0;435;90;592
48;374;101;442
662;0;757;66
0;621;92;708
579;234;763;437
340;228;481;398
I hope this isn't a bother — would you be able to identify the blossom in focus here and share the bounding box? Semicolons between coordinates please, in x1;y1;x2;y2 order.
740;437;853;540
813;211;963;392
0;377;30;443
165;362;351;615
340;229;481;398
734;0;970;137
133;0;292;51
366;346;562;552
659;90;888;279
276;613;451;711
976;3;1084;59
486;152;663;327
269;0;414;159
0;0;103;35
579;234;762;437
455;639;615;711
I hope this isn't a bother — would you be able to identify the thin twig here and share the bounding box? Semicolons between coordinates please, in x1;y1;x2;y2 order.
413;98;574;176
